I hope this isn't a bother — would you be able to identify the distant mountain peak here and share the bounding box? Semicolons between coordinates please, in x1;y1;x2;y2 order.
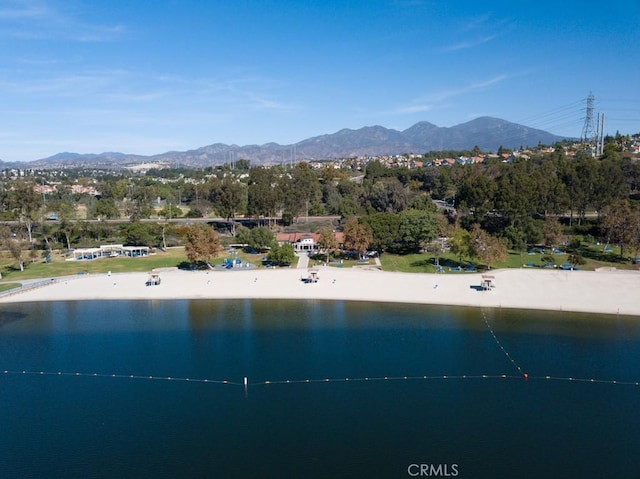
30;117;569;168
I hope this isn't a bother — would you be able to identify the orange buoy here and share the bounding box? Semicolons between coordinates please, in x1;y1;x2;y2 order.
523;373;529;379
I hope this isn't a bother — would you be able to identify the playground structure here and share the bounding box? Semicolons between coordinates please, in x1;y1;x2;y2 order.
220;257;255;270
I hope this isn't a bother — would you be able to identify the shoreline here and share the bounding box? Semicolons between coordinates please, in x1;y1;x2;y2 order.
1;267;639;317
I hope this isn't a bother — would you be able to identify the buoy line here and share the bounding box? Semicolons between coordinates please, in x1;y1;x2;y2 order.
1;369;242;386
3;369;638;388
481;309;528;379
5;304;640;390
5;306;640;390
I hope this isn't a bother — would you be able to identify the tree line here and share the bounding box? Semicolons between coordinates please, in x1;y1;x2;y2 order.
1;139;640;270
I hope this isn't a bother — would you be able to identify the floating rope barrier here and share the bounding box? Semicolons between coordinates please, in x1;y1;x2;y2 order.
3;309;639;389
2;369;638;387
1;369;242;386
255;374;519;386
538;375;640;387
481;309;527;378
258;375;640;387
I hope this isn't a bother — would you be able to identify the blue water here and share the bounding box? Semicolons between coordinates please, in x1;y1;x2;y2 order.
0;300;639;478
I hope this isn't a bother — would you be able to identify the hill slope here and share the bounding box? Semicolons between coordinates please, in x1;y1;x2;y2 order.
29;116;568;168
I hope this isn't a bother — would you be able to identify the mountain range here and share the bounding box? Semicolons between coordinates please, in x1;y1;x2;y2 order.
7;117;569;169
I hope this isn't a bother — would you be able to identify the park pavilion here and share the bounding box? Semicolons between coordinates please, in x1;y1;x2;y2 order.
67;244;150;261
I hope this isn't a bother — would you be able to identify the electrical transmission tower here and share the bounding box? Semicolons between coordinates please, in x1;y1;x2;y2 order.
581;92;596;144
580;92;606;155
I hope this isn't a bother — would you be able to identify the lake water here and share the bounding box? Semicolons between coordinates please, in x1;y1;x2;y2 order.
0;300;639;478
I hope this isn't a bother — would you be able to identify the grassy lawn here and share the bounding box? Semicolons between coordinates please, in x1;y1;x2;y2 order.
0;247;189;281
380;245;640;274
0;283;21;292
0;246;301;281
2;242;635;280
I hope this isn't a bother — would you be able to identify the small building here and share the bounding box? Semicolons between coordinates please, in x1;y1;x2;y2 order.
276;232;345;253
481;275;496;290
302;268;320;283
69;248;102;261
122;246;150;257
67;244;150;261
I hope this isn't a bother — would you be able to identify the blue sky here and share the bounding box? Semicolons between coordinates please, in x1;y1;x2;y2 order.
0;0;639;162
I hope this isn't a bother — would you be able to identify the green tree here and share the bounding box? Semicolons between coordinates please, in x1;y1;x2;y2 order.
212;178;245;223
408;193;437;212
363;159;388;182
367;177;408;213
448;227;472;265
360;212;401;252
592;158;628;216
602;201;637;259
184;224;222;269
0;225;25;271
326;190;359;217
53;200;78;250
559;158;582;226
398;209;438;251
158;204;182;219
7;182;43;243
281;162;321;221
92;198;120;220
503;225;526;251
248;226;275;252
502;224;528;264
247;167;282;224
126;185;155;220
494;163;536;226
235;225;252;246
268;242;296;266
456;166;496;219
121;222;161;246
533;158;568;216
6;238;26;272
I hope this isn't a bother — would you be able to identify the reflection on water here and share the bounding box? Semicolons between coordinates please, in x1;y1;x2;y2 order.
0;300;639;479
0;310;27;329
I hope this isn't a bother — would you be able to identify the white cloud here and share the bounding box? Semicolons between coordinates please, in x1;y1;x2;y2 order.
394;104;434;114
16;56;60;65
392;74;511;116
441;34;497;52
0;0;125;42
0;0;49;20
425;74;509;102
462;13;492;31
439;12;513;52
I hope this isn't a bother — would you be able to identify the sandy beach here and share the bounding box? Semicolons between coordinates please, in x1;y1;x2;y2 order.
1;266;639;316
